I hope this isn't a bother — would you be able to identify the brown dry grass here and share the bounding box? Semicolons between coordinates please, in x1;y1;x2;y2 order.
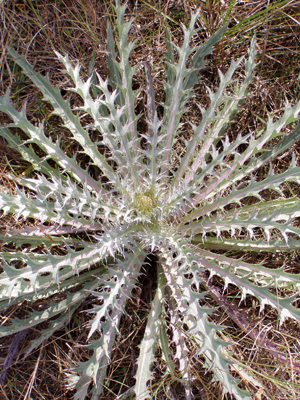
1;0;300;399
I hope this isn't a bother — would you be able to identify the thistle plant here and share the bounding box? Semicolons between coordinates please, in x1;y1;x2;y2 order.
1;1;300;399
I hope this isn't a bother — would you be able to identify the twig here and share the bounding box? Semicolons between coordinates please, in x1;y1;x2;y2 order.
0;328;30;385
205;281;300;373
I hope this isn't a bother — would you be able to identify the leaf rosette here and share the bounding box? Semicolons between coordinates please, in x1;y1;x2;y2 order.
1;1;300;399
